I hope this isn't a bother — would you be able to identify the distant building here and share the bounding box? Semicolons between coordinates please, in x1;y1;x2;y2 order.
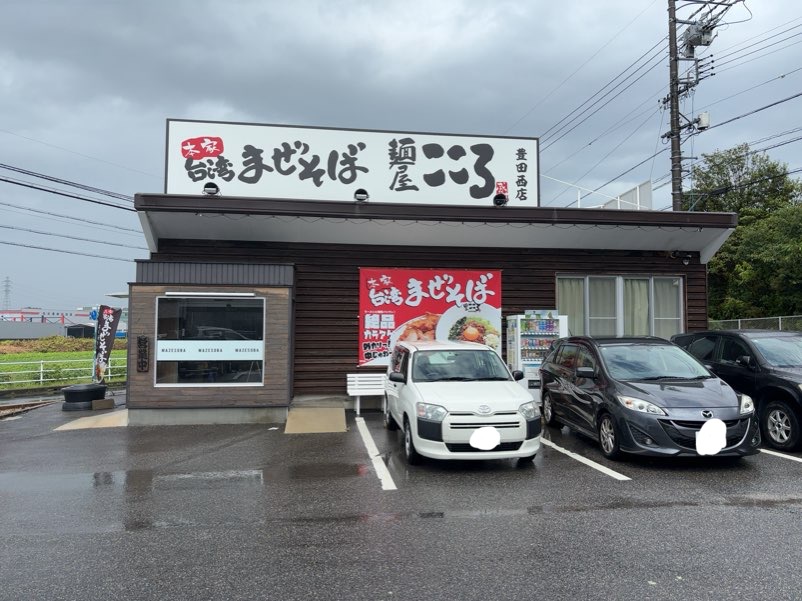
0;308;92;324
0;307;128;336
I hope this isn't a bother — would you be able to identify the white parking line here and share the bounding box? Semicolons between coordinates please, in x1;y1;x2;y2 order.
540;438;631;481
760;448;802;463
355;417;397;491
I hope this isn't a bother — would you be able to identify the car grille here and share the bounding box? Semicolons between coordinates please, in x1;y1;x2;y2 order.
445;442;523;453
450;411;519;416
659;418;749;449
449;421;520;430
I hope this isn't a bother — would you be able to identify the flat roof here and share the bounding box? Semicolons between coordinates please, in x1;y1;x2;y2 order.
135;194;737;264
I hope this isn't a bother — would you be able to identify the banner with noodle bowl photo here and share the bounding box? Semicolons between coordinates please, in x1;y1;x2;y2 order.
358;268;502;367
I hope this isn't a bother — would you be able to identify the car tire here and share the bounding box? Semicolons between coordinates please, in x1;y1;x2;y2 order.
598;413;622;460
403;417;422;465
517;454;537;466
761;400;801;451
384;397;399;431
542;393;562;427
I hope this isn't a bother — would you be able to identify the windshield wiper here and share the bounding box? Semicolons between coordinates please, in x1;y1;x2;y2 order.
477;376;511;381
636;375;709;381
436;376;477;381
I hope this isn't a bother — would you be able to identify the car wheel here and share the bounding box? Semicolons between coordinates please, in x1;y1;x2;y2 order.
403;417;422;465
598;413;622;460
517;454;537;466
762;400;801;451
542;393;562;427
384;396;398;430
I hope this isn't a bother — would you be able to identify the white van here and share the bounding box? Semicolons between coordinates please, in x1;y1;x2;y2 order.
384;340;541;464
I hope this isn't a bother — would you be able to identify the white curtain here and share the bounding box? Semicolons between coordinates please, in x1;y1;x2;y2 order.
624;279;649;335
654;278;681;339
557;278;585;335
589;277;616;336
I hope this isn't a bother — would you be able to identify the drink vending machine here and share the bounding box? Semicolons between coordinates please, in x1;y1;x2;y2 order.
506;310;568;397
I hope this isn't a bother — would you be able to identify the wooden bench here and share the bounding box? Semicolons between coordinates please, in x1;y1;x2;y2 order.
346;372;387;416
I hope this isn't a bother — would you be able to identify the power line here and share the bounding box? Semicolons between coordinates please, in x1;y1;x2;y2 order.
502;0;661;134
0;240;135;262
656;166;802;210
541;40;667;145
0;163;134;203
580;148;669;200
697;90;802;132
0;176;136;212
0;200;142;233
0;128;160;179
544;108;662;206
0;224;148;250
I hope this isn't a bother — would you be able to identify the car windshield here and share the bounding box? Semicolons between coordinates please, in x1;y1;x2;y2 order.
751;335;802;367
600;343;710;381
411;349;511;382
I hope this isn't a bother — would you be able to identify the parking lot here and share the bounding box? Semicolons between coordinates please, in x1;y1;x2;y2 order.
2;401;802;601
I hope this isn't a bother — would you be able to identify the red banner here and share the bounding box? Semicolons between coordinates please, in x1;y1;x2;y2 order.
359;268;502;366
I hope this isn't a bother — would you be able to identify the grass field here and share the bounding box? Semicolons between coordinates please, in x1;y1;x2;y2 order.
0;350;127;390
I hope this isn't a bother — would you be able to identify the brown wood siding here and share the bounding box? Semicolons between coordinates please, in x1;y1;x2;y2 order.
126;284;291;409
147;240;708;396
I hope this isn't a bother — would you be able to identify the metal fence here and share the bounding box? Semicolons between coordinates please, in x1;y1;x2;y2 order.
708;315;802;331
0;357;127;388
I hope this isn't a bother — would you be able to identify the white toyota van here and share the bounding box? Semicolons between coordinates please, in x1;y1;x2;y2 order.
384;340;541;464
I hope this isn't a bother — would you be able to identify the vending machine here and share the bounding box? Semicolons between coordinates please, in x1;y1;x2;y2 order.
506;310;568;396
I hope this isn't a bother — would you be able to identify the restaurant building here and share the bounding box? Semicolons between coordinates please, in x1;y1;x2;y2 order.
125;120;736;425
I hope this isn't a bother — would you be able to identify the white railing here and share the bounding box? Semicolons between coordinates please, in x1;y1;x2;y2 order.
0;357;127;387
708;315;802;331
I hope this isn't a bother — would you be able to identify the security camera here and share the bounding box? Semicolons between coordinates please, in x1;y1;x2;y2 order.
493;193;508;207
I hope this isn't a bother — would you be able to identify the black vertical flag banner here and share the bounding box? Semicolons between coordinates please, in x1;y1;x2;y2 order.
94;305;122;383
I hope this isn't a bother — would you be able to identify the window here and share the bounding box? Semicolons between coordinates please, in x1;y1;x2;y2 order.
557;275;683;339
720;337;750;364
577;347;597;370
556;344;579;370
155;296;265;387
688;335;717;362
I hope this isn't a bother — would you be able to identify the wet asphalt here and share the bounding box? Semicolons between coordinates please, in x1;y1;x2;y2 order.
2;398;802;601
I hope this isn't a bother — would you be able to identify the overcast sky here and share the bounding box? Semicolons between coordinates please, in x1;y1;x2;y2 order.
1;0;800;311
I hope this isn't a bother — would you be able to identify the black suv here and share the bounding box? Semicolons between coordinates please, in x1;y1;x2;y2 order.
672;330;802;451
539;336;760;460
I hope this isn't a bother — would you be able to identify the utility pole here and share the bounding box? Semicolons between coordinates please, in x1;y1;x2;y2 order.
668;0;684;211
664;1;737;211
1;276;10;310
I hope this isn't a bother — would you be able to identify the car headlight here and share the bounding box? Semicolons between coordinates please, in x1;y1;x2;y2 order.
417;402;447;422
739;394;755;415
617;395;667;416
518;401;541;420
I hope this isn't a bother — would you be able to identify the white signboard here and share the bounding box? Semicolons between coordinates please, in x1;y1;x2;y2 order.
156;340;264;362
166;119;539;206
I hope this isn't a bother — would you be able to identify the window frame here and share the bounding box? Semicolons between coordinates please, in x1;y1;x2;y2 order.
557;274;684;338
153;294;267;388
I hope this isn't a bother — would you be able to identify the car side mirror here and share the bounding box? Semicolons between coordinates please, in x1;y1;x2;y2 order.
575;366;596;379
736;355;754;369
511;370;524;381
388;371;406;383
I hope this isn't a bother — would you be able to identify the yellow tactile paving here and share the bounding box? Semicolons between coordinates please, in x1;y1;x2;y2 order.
284;407;346;433
54;409;129;431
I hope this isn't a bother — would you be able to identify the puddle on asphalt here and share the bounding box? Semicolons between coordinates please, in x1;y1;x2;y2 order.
0;463;370;496
285;462;370;480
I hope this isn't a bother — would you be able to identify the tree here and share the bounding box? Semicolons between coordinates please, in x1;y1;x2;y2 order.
728;205;802;317
682;144;802;319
